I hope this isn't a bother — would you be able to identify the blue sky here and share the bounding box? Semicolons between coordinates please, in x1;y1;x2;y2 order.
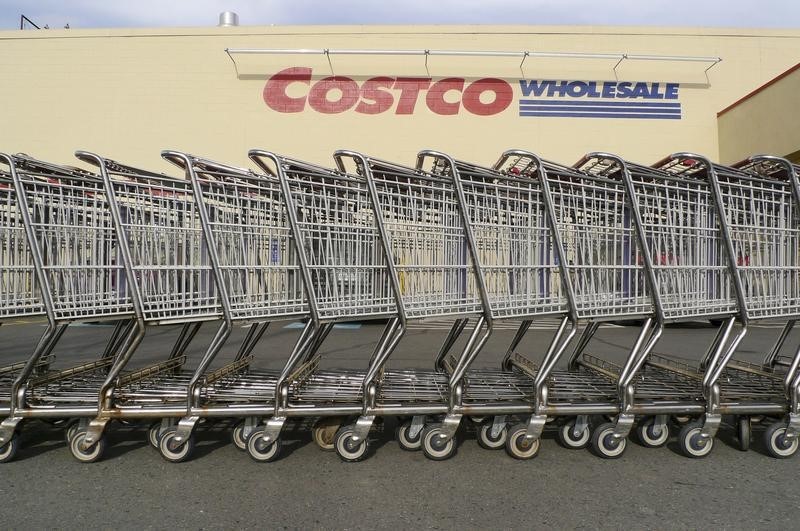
2;0;799;30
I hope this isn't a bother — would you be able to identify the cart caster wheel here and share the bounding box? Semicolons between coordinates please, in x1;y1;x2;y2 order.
158;428;195;463
312;417;342;452
477;419;507;450
557;418;591;449
148;422;167;449
672;415;691;426
231;421;248;451
334;425;370;462
636;416;669;448
678;421;714;458
421;424;456;461
246;430;281;462
65;420;80;446
0;435;19;463
69;431;106;463
591;423;627;459
737;416;751;452
764;422;799;459
396;420;422;451
505;424;540;460
469;416;487;425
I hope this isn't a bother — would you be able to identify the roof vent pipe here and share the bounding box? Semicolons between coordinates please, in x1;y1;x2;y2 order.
218;11;239;27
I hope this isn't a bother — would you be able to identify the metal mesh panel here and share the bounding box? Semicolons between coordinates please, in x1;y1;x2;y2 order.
548;159;651;319
190;160;308;321
363;157;483;318
724;160;800;319
276;158;396;320
0;173;43;319
630;158;737;319
11;157;132;321
444;156;567;318
104;164;219;323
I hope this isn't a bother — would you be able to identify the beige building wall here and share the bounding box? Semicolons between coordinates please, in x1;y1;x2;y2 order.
1;25;799;174
717;64;800;164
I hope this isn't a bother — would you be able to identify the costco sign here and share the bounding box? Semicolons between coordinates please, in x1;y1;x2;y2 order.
262;67;682;119
263;67;513;115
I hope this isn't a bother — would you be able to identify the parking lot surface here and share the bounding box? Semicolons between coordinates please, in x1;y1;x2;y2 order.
1;321;798;529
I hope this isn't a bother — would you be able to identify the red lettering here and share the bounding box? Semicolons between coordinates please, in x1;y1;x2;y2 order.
393;78;432;114
426;78;465;116
355;77;395;115
462;78;513;116
308;76;360;114
263;68;515;116
263;67;312;113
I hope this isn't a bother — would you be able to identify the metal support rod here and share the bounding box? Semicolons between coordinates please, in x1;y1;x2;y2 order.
765;320;795;368
225;47;720;64
502;320;533;370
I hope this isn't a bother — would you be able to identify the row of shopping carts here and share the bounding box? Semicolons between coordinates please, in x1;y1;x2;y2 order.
0;148;798;464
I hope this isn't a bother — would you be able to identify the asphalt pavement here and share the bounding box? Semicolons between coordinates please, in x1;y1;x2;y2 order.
1;320;798;529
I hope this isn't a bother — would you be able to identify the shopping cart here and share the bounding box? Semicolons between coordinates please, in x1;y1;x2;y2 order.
724;155;800;458
77;152;294;462
575;152;799;458
151;151;308;461
326;151;496;461
0;153;146;462
568;152;746;458
488;152;649;458
67;152;222;462
642;153;799;457
246;150;397;462
0;164;47;460
419;151;576;459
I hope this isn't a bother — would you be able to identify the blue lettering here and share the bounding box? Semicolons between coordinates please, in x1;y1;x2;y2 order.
665;83;679;99
567;81;589;97
616;82;632;98
518;79;681;101
548;81;569;97
519;79;552;97
649;83;663;99
630;82;650;98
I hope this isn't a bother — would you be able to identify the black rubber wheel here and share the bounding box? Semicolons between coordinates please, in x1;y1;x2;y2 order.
678;421;714;458
41;418;70;428
672;415;692;426
636;416;670;448
396;420;422;451
737;416;751;452
763;422;799;459
231;421;248;451
312;417;342;452
0;435;19;463
476;419;508;450
505;424;540;460
69;431;106;463
65;420;81;446
421;424;457;461
556;418;591;450
334;425;370;462
246;430;282;462
148;422;166;449
590;422;627;459
158;428;195;463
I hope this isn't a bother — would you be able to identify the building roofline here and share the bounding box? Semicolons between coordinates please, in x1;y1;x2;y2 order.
3;24;800;41
717;62;800;117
